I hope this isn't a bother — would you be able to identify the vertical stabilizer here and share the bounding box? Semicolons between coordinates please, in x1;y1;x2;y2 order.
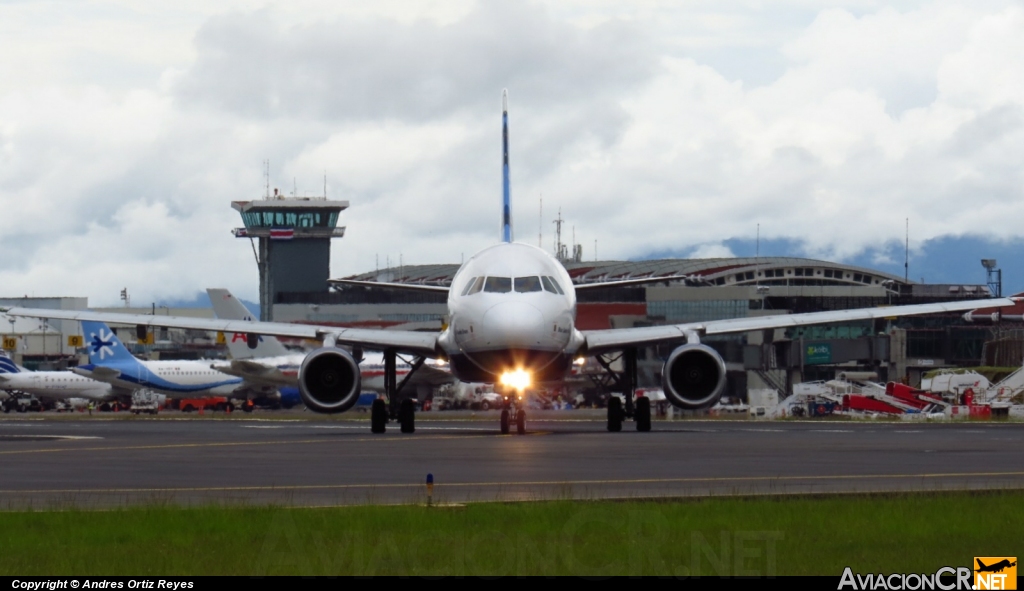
0;352;20;374
501;89;513;243
207;288;289;359
82;321;142;367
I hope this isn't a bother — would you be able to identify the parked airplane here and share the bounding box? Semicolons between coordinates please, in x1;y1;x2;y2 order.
6;90;1018;435
207;288;452;401
0;352;117;406
72;321;279;403
207;288;300;408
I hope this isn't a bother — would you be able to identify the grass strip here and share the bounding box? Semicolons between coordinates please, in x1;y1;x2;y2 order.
0;491;1020;576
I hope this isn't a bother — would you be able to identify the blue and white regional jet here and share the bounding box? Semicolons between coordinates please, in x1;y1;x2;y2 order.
7;90;1019;435
73;321;259;400
0;352;116;406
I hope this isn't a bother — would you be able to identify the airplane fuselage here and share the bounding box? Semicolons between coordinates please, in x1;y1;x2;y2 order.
75;360;242;399
438;243;584;384
0;371;113;401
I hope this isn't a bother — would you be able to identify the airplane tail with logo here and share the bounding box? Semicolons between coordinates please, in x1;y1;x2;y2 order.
501;89;513;243
206;289;289;359
0;352;20;374
82;321;143;367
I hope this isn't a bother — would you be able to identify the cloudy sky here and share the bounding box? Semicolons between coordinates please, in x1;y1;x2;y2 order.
2;0;1023;306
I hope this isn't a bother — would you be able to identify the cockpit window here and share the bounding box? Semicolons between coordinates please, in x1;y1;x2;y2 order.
461;277;479;296
514;276;543;293
467;276;485;295
542;276;565;294
483;276;512;293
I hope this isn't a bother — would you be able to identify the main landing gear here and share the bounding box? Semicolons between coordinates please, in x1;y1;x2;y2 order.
368;350;427;434
595;348;651;433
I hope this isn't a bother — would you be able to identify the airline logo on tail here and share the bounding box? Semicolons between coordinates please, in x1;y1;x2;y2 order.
88;327;118;360
0;354;20;374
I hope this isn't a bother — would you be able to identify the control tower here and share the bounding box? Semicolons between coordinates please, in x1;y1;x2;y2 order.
232;189;348;321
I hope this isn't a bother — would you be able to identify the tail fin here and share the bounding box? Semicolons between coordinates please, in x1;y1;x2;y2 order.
0;352;20;374
82;321;142;366
206;288;288;359
501;89;513;243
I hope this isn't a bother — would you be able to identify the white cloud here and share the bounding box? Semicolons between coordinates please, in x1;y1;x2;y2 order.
1;1;1024;305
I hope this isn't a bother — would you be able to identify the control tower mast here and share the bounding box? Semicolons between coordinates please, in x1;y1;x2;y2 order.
232;188;348;321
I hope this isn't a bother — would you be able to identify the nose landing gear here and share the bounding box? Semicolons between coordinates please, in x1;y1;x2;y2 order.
500;401;526;435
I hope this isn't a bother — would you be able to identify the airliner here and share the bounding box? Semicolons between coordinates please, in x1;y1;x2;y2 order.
73;321;262;400
0;352;117;406
6;90;1017;435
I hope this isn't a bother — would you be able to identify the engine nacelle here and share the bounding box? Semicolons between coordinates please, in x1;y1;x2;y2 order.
298;347;362;413
662;344;727;410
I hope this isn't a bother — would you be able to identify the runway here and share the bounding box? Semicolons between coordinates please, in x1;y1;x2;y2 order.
1;412;1023;508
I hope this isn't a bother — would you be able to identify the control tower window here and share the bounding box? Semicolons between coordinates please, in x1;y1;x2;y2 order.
484;277;512;293
514;276;543;293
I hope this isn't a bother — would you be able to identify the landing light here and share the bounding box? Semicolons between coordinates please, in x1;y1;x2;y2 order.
500;369;531;391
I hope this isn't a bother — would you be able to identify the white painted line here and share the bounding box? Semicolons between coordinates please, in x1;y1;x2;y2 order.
0;435;102;440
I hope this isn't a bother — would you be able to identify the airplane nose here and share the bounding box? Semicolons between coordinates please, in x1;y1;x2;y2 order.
481;302;546;347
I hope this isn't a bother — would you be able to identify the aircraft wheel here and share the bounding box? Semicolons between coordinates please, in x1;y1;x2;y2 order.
635;397;651;432
516;410;526;435
607;397;623;432
371;399;387;434
500;409;510;434
399;399;416;434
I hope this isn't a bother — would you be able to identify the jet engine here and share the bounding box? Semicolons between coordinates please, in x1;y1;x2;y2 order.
298;348;362;413
661;344;727;410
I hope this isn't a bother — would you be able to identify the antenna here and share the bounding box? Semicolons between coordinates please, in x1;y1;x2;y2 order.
263;160;270;199
904;218;909;283
553;208;565;261
594;239;597;262
539;195;543;249
324;171;327;199
755;222;761;290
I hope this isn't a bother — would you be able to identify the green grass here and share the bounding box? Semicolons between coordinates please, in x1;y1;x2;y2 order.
1;492;1020;576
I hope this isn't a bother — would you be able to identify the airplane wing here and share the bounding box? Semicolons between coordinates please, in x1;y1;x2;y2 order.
2;307;440;357
211;359;297;387
582;297;1018;355
329;279;450;293
74;366;122;380
573;276;688;290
